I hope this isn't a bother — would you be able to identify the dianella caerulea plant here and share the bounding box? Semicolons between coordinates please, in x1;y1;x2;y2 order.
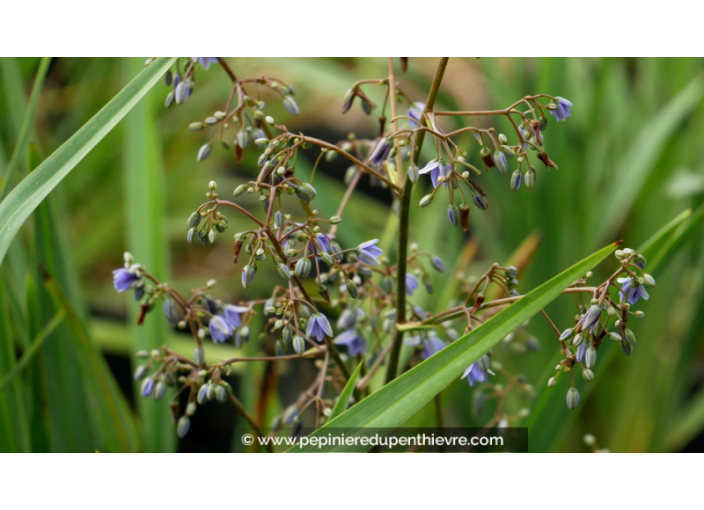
114;57;655;441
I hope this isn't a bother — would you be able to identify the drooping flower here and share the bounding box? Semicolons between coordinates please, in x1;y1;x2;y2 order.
408;102;426;128
618;277;649;305
113;268;139;293
337;307;365;330
418;160;451;188
462;355;493;386
306;312;333;343
315;233;332;254
198;57;219;70
357;239;383;265
334;329;366;357
576;304;602;333
549;97;573;122
405;274;419;296
209;315;233;343
223;304;250;329
420;333;446;360
369;138;392;165
164;299;178;327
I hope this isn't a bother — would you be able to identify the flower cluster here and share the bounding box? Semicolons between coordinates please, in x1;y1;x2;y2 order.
118;57;651;442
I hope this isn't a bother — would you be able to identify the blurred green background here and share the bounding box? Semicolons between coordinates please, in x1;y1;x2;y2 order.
0;57;703;452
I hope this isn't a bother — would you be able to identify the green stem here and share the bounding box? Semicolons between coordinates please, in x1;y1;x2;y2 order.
385;57;449;384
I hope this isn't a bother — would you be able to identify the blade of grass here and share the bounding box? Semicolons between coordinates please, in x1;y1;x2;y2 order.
329;361;363;420
0;57;50;199
0;56;176;266
122;57;175;452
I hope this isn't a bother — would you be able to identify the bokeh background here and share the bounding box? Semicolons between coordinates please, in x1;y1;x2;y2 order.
0;57;703;452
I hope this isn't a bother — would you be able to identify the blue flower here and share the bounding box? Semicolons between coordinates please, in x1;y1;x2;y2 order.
357;239;383;265
198;57;218;70
334;329;366;357
369;138;392;165
549;97;573;122
113;268;138;293
418;160;450;188
315;233;332;254
420;333;445;360
462;355;492;386
209;315;233;343
337;307;365;329
576;304;602;333
224;304;250;329
408;102;426;128
405;274;419;296
618;277;649;304
306;312;333;343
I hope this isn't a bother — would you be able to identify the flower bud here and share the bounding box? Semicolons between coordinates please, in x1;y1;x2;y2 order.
197;143;212;162
566;387;579;410
194;346;205;365
431;256;445;272
153;381;166;401
141;378;154;398
293;335;305;355
585;346;597;369
473;195;487;210
525;169;536;188
345;279;358;298
242;264;256;288
582;368;594;381
215;385;227;403
295;182;317;202
186;402;197;416
177;416;191;438
133;365;148;381
510;170;523;191
559;328;575;341
408;163;419;183
548;376;557;387
447;204;459;227
419;194;434;207
277;263;292;281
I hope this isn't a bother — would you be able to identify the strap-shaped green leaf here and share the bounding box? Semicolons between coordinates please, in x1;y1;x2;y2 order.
0;57;176;266
329;361;363;421
292;242;618;452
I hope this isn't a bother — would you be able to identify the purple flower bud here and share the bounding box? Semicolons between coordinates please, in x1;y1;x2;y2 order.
473;195;487;210
431;256;445;272
511;170;523;191
242;264;256;288
369;138;392;165
283;96;299;116
448;204;459;227
566;387;579;409
141;378;155;398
